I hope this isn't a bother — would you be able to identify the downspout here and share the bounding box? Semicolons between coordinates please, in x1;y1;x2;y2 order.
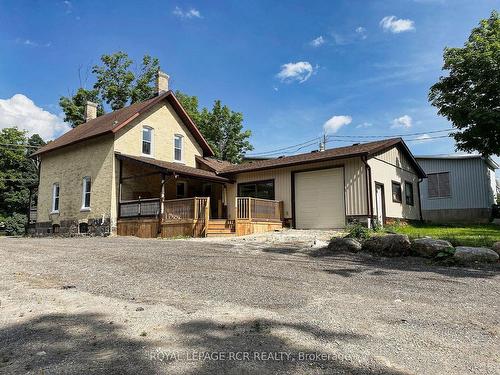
361;156;373;227
417;178;424;222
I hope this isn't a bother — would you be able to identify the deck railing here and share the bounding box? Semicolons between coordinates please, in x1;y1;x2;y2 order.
163;197;209;221
119;198;161;218
236;197;282;222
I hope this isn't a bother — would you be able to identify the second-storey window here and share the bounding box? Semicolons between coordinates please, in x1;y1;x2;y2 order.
174;134;183;162
52;183;60;212
82;176;91;209
142;126;153;155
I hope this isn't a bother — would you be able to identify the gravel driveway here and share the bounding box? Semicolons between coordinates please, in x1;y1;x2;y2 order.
0;232;498;374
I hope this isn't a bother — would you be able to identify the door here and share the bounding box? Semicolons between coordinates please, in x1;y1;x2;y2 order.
375;183;385;226
294;168;345;229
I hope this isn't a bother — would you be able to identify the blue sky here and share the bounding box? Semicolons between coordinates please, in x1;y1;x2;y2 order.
0;0;498;168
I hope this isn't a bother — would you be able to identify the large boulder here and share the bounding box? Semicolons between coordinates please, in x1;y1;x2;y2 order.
362;234;411;257
411;238;454;258
328;237;362;253
454;246;499;263
492;242;500;256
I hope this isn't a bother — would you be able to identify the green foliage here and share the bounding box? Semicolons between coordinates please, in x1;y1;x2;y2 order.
345;223;371;240
0;128;44;236
60;51;160;126
59;88;104;128
435;247;456;259
93;51;135;110
0;128;45;219
130;55;161;104
429;11;500;157
388;222;500;247
2;213;27;236
176;93;253;163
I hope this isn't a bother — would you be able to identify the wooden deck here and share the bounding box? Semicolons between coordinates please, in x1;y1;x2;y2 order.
117;196;283;238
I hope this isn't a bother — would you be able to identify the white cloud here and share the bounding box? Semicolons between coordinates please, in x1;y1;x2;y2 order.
310;36;325;47
323;115;352;134
355;26;367;39
63;0;72;14
276;62;316;83
0;94;70;140
173;6;202;19
17;38;51;47
356;122;372;128
391;115;413;128
380;16;415;33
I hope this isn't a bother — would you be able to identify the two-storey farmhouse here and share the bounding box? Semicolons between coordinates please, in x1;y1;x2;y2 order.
32;71;426;237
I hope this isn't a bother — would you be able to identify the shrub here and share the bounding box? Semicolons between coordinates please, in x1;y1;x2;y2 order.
3;213;26;236
345;223;371;240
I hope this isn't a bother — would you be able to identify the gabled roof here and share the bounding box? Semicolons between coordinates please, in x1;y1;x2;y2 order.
32;91;214;157
115;153;230;183
195;156;234;172
219;138;426;177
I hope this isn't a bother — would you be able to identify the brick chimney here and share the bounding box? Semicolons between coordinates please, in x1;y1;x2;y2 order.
85;101;98;122
156;70;170;95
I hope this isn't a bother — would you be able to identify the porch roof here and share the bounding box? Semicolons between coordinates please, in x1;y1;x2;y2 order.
115;153;231;183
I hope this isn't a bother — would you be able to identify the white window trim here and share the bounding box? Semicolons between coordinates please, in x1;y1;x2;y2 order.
51;183;60;214
81;176;91;211
173;134;184;163
141;126;154;157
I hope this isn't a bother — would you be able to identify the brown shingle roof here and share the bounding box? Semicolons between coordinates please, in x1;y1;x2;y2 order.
195;156;234;172
32;91;214;157
219;138;426;178
115;153;231;183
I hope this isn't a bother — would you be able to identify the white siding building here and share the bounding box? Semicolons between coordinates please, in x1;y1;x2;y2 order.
416;155;498;223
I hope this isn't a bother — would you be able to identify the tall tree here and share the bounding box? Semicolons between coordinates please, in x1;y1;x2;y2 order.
59;88;104;128
60;51;159;126
0;128;45;234
429;11;500;157
177;93;253;163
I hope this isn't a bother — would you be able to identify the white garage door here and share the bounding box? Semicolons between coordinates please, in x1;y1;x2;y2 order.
294;168;345;229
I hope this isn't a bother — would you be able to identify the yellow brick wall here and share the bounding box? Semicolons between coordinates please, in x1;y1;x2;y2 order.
37;135;115;225
113;101;204;167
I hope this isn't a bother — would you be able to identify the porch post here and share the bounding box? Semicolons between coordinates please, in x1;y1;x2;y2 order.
160;173;165;216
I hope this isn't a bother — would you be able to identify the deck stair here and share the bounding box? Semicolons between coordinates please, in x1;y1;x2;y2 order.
205;219;236;237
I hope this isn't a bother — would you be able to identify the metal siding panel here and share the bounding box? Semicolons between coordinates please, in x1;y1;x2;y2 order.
417;158;491;210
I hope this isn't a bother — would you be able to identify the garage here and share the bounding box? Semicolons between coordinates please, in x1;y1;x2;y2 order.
294;168;346;229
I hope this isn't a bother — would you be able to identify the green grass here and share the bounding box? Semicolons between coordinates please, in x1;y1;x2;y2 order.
387;223;500;248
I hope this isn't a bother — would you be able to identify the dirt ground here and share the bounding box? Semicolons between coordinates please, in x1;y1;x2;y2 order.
0;231;498;374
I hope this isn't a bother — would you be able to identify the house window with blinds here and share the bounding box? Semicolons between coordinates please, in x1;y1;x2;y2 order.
427;172;451;198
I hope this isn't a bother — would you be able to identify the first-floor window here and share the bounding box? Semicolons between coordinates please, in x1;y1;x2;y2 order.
52;183;60;212
427;172;451;198
391;181;402;203
404;181;414;206
82;176;91;209
238;180;275;200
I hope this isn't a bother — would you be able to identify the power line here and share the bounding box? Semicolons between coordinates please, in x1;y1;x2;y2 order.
245;128;453;157
0;143;42;149
246;136;323;156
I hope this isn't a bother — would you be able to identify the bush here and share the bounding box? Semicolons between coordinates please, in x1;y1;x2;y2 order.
345;223;371;240
3;213;26;236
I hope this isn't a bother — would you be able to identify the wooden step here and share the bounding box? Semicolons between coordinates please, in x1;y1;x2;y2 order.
206;228;234;233
206;231;236;237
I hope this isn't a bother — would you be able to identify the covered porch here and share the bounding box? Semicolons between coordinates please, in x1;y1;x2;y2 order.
115;153;283;238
